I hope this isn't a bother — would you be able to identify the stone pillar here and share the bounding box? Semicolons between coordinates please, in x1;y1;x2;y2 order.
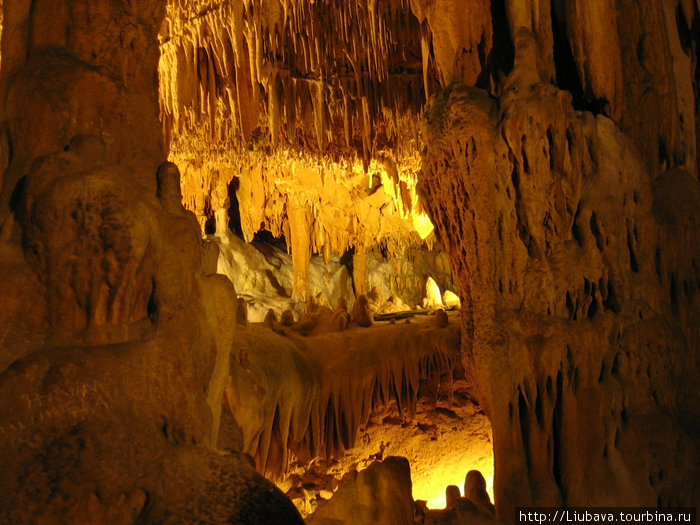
288;197;312;302
353;245;369;297
0;0;167;226
420;71;700;516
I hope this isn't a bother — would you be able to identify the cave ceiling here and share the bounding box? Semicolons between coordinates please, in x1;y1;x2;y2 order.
157;0;466;259
160;0;434;159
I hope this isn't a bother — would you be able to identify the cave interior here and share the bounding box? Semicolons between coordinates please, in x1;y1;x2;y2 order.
0;0;698;524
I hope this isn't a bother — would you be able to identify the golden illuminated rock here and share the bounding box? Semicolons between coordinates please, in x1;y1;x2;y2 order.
227;313;461;476
423;276;444;309
443;290;461;308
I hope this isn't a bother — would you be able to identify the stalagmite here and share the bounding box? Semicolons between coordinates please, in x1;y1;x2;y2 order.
464;470;495;515
237;297;249;326
264;308;278;323
280;309;296;326
306;457;414;525
423;276;443;308
434;308;448;328
445;485;461;508
351;294;374;327
443;290;461;308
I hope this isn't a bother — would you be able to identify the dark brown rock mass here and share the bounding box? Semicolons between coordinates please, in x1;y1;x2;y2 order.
0;0;303;523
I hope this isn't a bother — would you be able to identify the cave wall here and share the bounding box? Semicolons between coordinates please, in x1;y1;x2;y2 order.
0;0;303;522
0;0;165;214
157;0;700;319
417;2;700;518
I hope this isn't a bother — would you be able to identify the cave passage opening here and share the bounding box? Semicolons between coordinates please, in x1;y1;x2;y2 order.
156;0;496;518
278;370;496;516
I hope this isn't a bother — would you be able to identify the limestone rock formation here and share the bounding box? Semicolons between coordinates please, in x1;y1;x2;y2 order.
280;309;296;327
420;475;498;525
215;229;356;321
227;315;462;476
281;358;494;517
464;470;495;515
420;25;700;516
306;456;415;525
0;1;303;523
351;294;374;327
446;485;462;509
434;308;449;328
158;0;443;305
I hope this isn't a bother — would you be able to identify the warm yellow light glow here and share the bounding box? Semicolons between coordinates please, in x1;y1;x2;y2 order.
281;392;494;516
413;449;494;510
413;211;435;239
423;276;443;308
443;290;461;308
403;403;494;511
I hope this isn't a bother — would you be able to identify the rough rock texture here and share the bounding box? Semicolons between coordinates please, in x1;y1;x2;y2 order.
158;0;440;303
280;354;494;517
159;0;431;163
155;0;700;335
173;149;438;302
366;246;456;308
213;229;454;320
214;229;356;320
419;21;700;520
227;314;462;476
0;0;165;214
0;1;303;523
464;470;495;515
420;472;498;525
306;456;415;525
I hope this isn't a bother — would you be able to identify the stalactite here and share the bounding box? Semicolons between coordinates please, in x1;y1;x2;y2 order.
160;0;432;163
172;133;431;276
288;197;312;301
228;320;462;477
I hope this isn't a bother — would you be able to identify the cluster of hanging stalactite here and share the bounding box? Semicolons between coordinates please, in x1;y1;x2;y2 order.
227;321;462;477
159;0;439;167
